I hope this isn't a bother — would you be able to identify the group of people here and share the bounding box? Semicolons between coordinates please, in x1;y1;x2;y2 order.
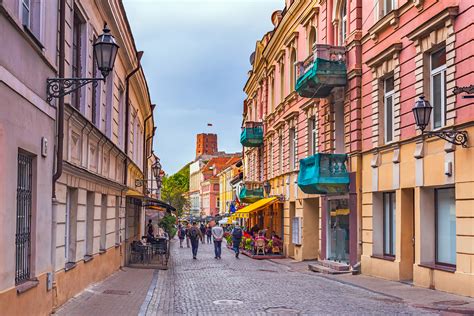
177;222;245;259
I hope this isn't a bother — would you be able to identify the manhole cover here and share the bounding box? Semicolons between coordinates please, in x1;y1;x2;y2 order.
433;300;469;307
213;300;243;306
266;307;300;315
103;290;130;295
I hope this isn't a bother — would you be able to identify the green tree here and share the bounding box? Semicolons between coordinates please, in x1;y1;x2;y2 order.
161;163;190;218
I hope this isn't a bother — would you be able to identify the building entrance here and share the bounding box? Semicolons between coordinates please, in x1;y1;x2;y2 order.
327;198;350;263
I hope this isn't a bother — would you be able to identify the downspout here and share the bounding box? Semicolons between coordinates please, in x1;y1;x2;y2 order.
143;104;156;194
123;51;144;188
51;0;65;310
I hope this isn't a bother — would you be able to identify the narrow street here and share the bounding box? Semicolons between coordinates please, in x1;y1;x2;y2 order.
56;240;474;315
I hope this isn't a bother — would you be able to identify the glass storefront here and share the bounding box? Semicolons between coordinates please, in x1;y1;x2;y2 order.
327;198;350;263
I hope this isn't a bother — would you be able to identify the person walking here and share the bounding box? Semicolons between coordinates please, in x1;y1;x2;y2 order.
211;224;224;259
177;224;186;248
205;225;212;244
188;222;203;259
200;223;206;244
185;223;191;248
231;224;243;258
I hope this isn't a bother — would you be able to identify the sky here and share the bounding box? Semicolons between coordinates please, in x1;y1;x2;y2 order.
123;0;281;174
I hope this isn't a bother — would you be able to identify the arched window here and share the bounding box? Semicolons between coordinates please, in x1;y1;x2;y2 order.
290;48;297;92
339;1;347;45
308;27;317;55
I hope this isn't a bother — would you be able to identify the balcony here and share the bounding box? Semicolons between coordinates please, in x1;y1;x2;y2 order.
240;122;263;147
297;153;349;194
239;186;264;203
295;44;347;99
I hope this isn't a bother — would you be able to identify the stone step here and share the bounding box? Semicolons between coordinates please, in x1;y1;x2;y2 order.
317;260;350;271
308;262;352;275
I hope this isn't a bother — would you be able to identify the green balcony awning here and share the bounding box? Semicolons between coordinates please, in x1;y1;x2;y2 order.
239;186;264;203
297;153;349;194
240;126;263;147
295;58;347;98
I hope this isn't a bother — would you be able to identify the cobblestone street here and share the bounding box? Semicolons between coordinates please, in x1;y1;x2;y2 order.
56;239;474;315
142;240;434;315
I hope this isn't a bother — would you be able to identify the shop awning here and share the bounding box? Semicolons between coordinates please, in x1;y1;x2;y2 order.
234;197;278;219
126;189;145;198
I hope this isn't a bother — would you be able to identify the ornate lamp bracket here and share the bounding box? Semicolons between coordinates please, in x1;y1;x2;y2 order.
425;130;468;148
47;78;104;104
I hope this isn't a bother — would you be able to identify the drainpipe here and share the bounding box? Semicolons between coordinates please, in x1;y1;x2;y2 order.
123;51;144;188
143;104;156;194
51;0;65;310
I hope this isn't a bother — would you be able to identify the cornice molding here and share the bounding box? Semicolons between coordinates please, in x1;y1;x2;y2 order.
406;6;458;41
365;43;402;68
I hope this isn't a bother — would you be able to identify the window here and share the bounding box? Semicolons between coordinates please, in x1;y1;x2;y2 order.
308;116;317;155
279;135;283;174
430;47;446;129
292;217;302;245
280;62;285;102
340;1;347;45
21;0;30;28
383;192;396;257
91;35;100;126
289;128;297;171
379;0;396;18
100;194;107;251
308;27;316;55
115;196;120;245
85;192;94;257
269;141;273;178
270;78;275;113
435;188;456;266
384;76;395;143
71;10;84;110
65;187;78;264
16;152;33;284
105;72;115;135
118;87;125;149
290;49;297;92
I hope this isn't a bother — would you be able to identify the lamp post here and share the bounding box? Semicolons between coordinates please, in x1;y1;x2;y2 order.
412;96;468;147
263;181;272;197
47;24;119;103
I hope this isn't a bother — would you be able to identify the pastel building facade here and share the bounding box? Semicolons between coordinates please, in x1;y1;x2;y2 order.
0;0;157;314
242;0;362;263
359;0;474;297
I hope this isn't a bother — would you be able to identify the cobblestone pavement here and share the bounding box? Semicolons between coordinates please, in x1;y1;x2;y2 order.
143;240;437;315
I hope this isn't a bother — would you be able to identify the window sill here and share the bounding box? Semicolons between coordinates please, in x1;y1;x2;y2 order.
99;249;106;255
16;278;39;294
83;255;94;263
418;262;456;273
23;25;44;50
367;9;399;42
371;254;396;262
65;262;77;272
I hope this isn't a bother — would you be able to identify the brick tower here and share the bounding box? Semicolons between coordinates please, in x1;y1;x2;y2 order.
196;133;218;158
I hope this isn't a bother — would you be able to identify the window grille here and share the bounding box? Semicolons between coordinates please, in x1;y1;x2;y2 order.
16;152;33;284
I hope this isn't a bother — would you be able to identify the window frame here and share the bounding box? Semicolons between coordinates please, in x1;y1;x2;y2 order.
289;128;297;171
290;48;297;92
434;187;456;267
280;62;285;102
269;141;273;179
308;116;317;156
383;76;395;144
340;1;347;45
71;9;84;110
21;0;31;28
430;48;447;130
382;192;396;257
279;135;283;174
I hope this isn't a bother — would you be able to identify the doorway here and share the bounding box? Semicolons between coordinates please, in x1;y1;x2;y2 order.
327;197;349;263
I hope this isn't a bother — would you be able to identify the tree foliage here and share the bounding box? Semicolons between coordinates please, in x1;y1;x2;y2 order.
161;163;190;217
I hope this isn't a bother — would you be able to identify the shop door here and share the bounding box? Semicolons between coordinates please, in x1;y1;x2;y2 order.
327;198;350;263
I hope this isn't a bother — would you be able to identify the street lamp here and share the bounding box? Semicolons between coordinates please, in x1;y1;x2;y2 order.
412;96;468;147
47;24;119;103
263;181;272;196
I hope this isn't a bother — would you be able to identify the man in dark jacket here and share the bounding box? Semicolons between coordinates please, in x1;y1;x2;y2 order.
188;222;203;259
231;224;243;258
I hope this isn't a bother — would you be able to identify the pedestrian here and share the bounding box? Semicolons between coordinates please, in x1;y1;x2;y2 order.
200;223;206;244
205;225;212;244
231;224;243;258
211;223;224;259
147;219;154;241
178;224;186;248
185;223;191;248
188;222;203;259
